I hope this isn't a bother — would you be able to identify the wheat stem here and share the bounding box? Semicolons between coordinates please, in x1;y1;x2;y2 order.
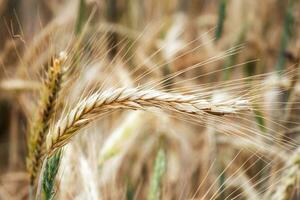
215;0;226;41
148;144;166;200
276;0;295;72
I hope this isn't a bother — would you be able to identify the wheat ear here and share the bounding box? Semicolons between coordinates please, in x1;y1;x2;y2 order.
46;87;250;155
41;150;62;200
27;52;66;186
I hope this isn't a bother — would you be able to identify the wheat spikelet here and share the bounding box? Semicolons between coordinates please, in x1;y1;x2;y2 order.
27;52;67;186
41;150;62;200
46;87;250;155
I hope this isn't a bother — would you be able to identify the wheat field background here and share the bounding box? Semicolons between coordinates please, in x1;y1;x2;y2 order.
0;0;300;199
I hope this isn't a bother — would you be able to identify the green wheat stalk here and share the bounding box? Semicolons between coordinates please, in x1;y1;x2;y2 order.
148;144;166;200
276;0;295;72
215;0;227;41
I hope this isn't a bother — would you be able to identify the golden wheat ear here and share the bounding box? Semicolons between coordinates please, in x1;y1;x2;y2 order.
45;87;250;156
26;52;67;188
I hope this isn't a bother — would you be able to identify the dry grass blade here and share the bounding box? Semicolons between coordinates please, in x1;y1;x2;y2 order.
26;52;67;187
46;87;250;155
0;79;40;91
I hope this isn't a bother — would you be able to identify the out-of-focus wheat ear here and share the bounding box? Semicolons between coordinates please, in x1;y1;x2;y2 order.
26;52;67;190
41;150;62;200
98;111;144;166
148;142;166;200
45;87;250;156
271;148;300;200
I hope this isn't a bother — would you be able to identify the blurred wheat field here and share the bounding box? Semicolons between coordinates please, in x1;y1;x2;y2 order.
0;0;300;199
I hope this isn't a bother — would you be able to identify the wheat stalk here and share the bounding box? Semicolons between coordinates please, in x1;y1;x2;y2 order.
45;87;250;155
148;144;166;200
27;52;67;187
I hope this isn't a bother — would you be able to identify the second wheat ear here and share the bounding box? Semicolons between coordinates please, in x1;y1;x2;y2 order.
27;52;67;187
45;87;250;156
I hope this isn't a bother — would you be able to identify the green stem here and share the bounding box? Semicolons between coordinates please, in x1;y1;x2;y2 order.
276;0;294;72
215;0;226;41
223;24;248;81
148;143;166;200
75;0;87;35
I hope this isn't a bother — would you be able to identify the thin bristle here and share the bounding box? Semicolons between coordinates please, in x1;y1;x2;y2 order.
271;148;300;200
